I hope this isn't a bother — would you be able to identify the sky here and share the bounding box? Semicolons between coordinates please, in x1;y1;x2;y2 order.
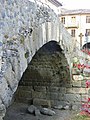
59;0;90;10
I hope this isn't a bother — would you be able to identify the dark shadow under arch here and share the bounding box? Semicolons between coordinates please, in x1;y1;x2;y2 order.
82;42;90;49
15;40;70;107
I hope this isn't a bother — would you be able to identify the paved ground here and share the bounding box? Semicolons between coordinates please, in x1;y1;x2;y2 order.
3;102;78;120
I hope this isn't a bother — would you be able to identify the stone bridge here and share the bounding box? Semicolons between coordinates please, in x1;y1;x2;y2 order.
0;0;90;119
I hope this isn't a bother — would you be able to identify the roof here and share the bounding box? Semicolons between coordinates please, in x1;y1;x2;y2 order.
61;9;90;16
48;0;62;7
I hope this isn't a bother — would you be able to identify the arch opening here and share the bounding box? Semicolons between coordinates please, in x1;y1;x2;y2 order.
82;42;90;49
14;41;70;107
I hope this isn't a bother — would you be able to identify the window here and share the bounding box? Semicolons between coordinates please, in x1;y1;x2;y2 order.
71;29;75;37
86;16;90;23
86;29;90;36
61;17;65;24
71;16;76;23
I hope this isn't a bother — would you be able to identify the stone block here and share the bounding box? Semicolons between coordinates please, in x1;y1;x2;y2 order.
33;98;51;108
88;89;90;95
15;97;33;104
34;86;46;92
83;76;90;80
46;86;59;92
19;86;32;91
72;75;84;81
81;95;89;102
59;87;66;93
72;68;81;75
53;105;63;109
51;100;70;107
72;105;79;111
40;108;55;116
28;105;36;114
46;92;58;100
63;94;81;102
58;93;64;101
63;105;70;110
32;91;46;99
66;88;88;94
71;80;81;87
16;90;32;98
35;108;41;116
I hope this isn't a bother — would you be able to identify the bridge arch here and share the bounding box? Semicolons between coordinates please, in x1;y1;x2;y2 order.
14;40;70;107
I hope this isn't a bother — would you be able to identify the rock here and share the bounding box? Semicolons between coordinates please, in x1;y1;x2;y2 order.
34;108;41;116
27;105;36;114
63;105;70;110
0;116;3;120
12;35;17;40
40;108;55;116
72;105;78;111
53;105;63;110
0;104;6;118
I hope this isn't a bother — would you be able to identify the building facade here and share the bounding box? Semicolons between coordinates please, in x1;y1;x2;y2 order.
60;9;90;49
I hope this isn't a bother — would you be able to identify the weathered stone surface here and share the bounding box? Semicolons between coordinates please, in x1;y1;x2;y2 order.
32;91;46;99
81;95;89;102
63;94;81;102
4;64;18;92
58;93;64;101
66;88;88;94
47;92;58;100
63;105;70;110
0;104;6;119
83;76;90;80
28;105;36;114
47;87;59;92
34;86;46;92
34;108;41;116
53;105;63;110
71;80;81;87
72;105;79;111
51;100;70;108
72;75;84;81
33;98;51;108
40;108;55;116
0;0;64;115
0;77;13;107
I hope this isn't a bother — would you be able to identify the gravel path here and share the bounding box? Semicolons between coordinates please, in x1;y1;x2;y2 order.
4;102;77;120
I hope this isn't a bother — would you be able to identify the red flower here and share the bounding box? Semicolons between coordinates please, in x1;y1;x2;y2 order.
88;98;90;102
86;80;90;88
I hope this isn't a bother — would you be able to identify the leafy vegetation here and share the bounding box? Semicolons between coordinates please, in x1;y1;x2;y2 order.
71;114;90;120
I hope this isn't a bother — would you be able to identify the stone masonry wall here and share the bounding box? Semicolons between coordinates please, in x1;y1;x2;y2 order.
15;41;70;108
15;45;90;111
0;0;62;119
15;41;90;110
